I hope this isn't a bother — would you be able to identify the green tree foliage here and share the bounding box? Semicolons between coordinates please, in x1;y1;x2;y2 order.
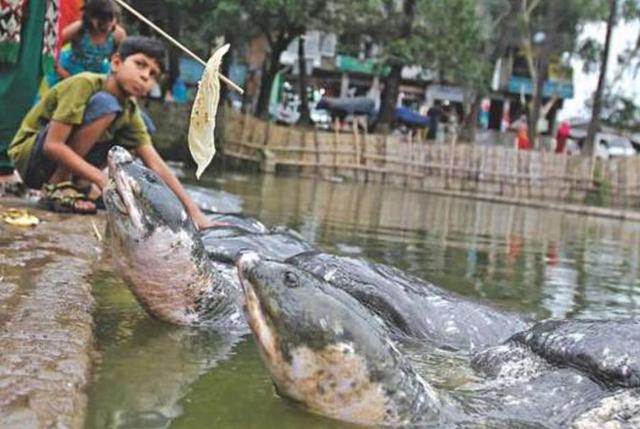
340;0;487;131
585;0;617;154
571;0;640;136
418;0;491;137
594;0;640;131
124;0;640;138
416;0;489;89
159;0;247;58
602;91;640;130
231;0;331;118
505;0;605;147
125;0;247;94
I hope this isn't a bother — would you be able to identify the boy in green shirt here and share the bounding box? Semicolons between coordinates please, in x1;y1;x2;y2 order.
8;36;213;229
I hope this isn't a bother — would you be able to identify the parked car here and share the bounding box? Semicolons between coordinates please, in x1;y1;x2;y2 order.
567;132;636;158
270;101;332;129
594;133;636;159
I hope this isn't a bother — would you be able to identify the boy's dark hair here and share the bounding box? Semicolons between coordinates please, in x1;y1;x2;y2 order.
117;36;166;72
83;0;117;26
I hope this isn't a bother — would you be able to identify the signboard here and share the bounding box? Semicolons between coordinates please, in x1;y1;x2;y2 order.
507;76;574;99
281;31;336;71
320;33;336;57
427;84;466;103
336;55;390;76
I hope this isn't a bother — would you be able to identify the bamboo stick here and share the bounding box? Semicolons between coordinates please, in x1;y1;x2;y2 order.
333;118;339;169
446;129;457;189
353;119;360;166
313;128;320;175
113;0;244;94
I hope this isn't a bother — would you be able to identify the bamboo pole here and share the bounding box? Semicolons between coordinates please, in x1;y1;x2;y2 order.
239;112;249;158
314;128;320;173
446;128;457;189
113;0;243;94
333;118;339;170
353;119;360;167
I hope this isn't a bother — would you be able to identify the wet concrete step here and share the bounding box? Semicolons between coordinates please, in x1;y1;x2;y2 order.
0;199;104;429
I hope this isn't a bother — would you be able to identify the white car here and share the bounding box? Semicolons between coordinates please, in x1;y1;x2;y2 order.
271;102;332;129
595;133;636;159
566;133;636;158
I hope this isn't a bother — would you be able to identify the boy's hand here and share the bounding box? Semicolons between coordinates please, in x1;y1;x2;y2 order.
97;173;108;190
83;175;107;202
192;212;228;230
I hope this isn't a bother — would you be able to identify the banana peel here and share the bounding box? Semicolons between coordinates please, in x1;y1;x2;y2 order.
2;208;40;227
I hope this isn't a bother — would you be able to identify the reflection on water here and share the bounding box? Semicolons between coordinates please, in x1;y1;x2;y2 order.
87;268;240;429
207;172;640;320
87;170;640;428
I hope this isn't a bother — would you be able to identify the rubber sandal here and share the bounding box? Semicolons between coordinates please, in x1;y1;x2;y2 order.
93;195;105;210
40;181;97;215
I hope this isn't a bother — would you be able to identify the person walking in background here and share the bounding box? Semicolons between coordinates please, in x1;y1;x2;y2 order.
555;121;571;154
516;122;530;150
47;0;126;88
512;114;530;150
427;102;446;142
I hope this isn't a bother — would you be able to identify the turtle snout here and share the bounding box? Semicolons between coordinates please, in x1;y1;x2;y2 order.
236;250;261;273
108;146;134;172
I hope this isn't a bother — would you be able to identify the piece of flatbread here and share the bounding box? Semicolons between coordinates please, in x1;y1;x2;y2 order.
188;43;230;179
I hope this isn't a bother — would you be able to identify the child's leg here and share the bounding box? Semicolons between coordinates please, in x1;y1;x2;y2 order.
24;92;124;189
46;91;123;185
47;113;117;184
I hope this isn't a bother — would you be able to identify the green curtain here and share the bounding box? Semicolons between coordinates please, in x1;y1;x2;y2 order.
0;0;46;175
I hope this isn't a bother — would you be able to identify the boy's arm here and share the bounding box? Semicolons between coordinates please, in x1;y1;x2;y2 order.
135;144;214;230
43;120;108;189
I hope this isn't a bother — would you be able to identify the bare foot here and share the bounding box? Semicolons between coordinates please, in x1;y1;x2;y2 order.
87;183;102;201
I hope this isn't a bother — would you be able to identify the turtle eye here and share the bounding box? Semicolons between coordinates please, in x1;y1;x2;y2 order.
284;271;299;288
143;171;159;184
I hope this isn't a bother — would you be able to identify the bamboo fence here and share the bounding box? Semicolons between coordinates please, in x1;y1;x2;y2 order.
220;108;640;208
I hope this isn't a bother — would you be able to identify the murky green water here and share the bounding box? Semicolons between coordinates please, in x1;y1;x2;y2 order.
86;171;640;429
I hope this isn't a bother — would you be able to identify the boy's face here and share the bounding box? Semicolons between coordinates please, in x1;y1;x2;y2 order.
111;53;161;98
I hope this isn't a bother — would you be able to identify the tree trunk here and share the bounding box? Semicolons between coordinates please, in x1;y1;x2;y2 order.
462;94;481;142
375;63;402;133
585;0;617;155
255;37;294;119
255;49;281;119
527;0;559;148
528;62;544;147
297;35;313;125
219;33;235;108
166;2;181;93
375;0;417;132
